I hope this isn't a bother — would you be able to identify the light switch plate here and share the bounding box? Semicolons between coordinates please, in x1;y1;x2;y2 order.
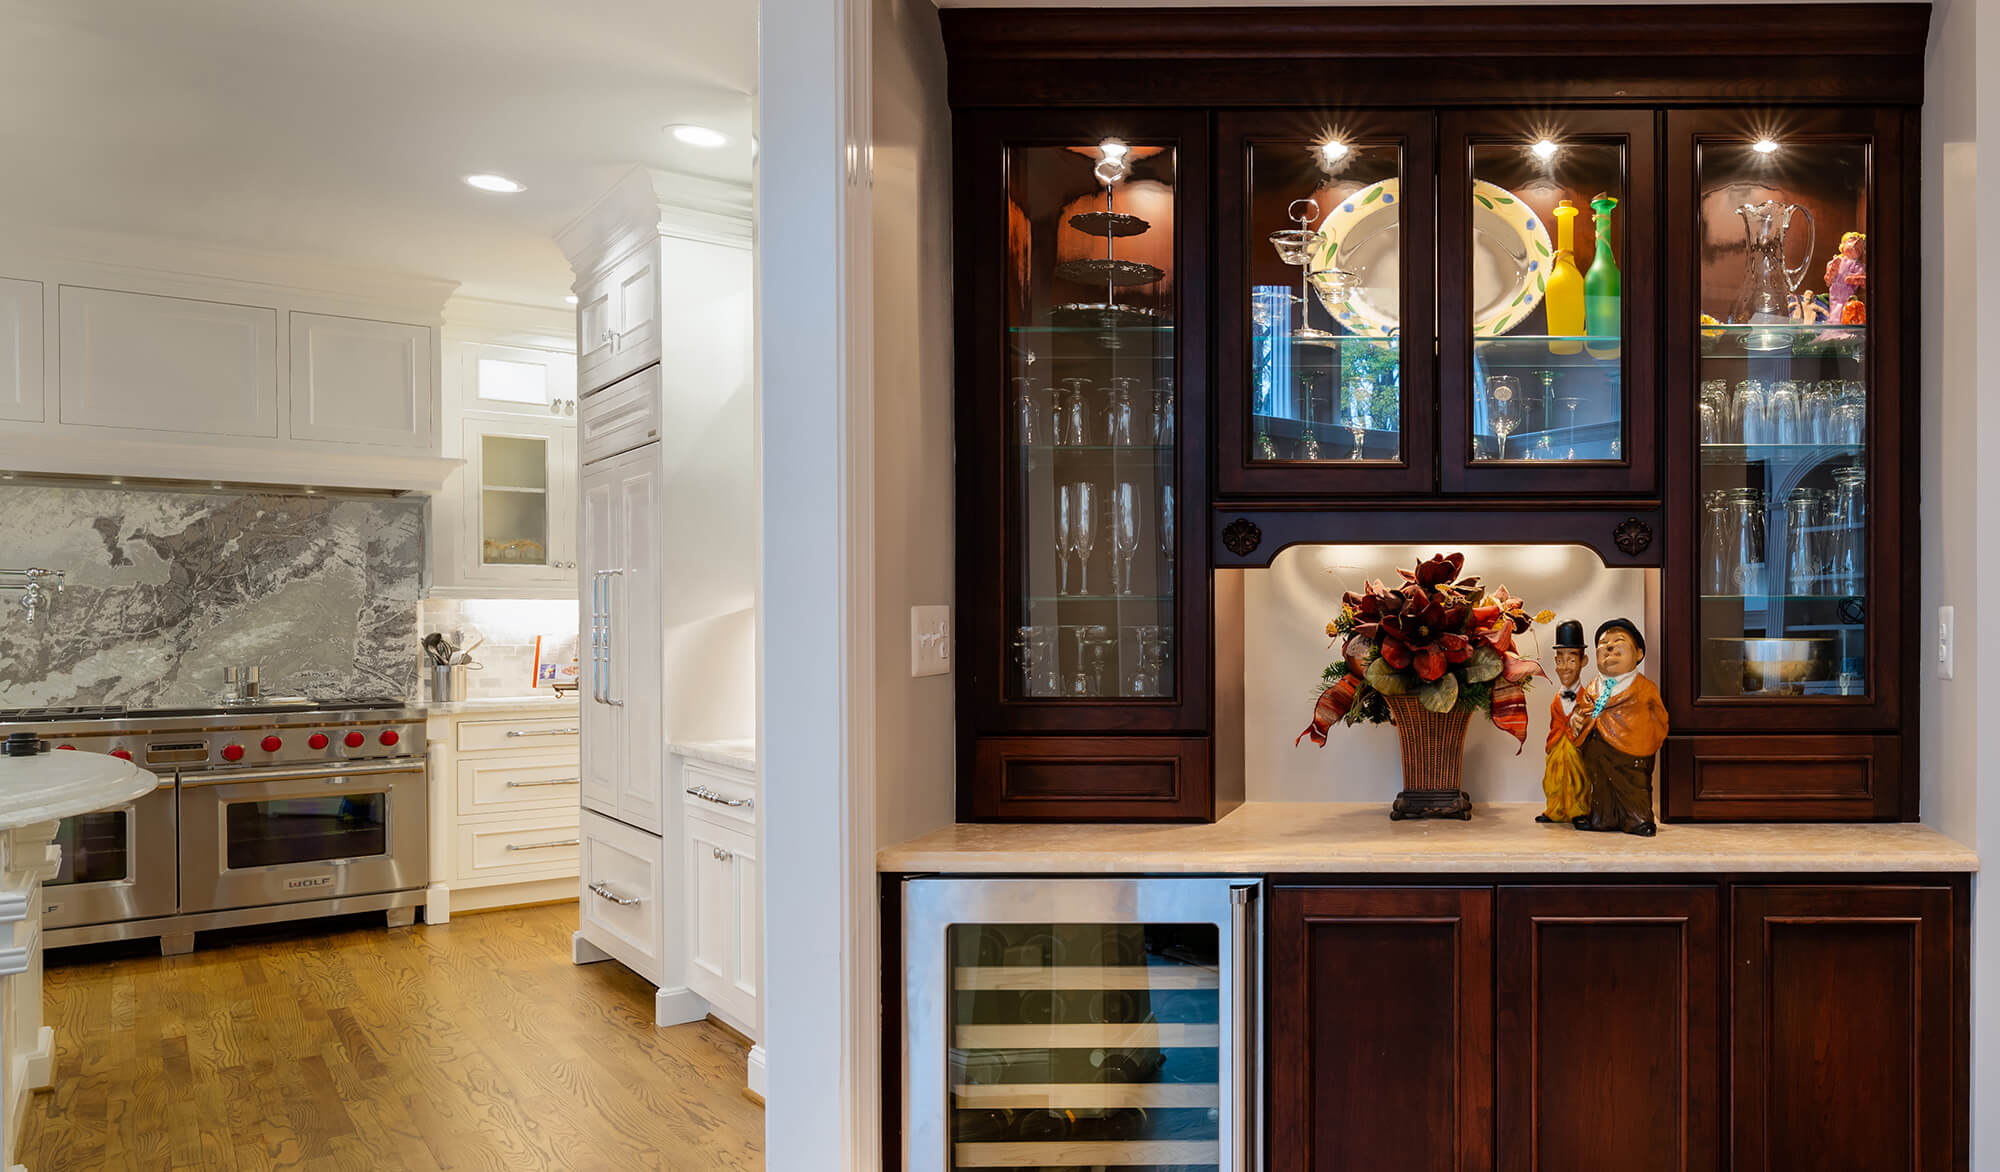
1938;605;1955;680
911;605;951;677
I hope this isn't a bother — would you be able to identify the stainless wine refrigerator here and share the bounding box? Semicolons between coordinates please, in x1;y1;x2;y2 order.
901;877;1261;1171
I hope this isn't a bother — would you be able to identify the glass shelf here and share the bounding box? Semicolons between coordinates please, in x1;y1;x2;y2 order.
1010;326;1176;337
1474;335;1625;368
1015;444;1174;455
1702;593;1866;605
1026;595;1173;605
1701;443;1865;466
1699;324;1867;360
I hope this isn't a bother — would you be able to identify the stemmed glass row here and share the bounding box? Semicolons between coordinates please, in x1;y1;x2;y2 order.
1053;481;1175;597
1016;377;1175;448
1013;623;1174;698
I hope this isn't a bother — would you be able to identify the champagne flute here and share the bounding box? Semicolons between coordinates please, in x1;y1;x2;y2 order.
1112;482;1141;596
1485;375;1523;460
1054;484;1076;595
1559;396;1584;459
1068;481;1098;595
1346;375;1374;460
1158;483;1176;585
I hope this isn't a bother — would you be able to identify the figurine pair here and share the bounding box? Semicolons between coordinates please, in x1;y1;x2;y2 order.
1535;617;1669;836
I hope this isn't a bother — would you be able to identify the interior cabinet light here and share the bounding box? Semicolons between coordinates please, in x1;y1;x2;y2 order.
1752;138;1780;154
1320;139;1350;162
1531;139;1559;161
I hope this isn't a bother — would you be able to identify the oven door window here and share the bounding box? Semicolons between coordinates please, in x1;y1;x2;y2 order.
224;794;388;869
51;810;131;886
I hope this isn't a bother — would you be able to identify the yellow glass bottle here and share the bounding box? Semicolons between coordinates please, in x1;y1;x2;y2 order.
1545;199;1585;356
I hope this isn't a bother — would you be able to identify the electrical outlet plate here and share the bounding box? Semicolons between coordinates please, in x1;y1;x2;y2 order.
911;605;951;677
1938;605;1955;680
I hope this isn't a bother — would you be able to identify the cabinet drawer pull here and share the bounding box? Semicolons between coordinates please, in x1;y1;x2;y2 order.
506;727;580;737
711;846;735;862
504;777;579;788
685;785;753;810
506;837;580;852
587;881;640;906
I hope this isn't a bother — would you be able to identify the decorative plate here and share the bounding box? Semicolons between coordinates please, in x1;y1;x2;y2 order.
1309;178;1553;338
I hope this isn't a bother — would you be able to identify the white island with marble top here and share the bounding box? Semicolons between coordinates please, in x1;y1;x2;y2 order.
0;750;156;1172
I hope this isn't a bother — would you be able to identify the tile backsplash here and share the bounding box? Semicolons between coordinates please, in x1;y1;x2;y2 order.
418;598;579;700
0;485;423;708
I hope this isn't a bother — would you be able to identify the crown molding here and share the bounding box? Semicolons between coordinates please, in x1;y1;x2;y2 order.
555;164;754;281
0;225;459;321
441;295;576;351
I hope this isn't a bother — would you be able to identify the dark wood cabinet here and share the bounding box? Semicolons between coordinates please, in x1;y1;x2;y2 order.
944;8;1930;822
1731;885;1960;1172
1495;886;1720;1172
1269;879;1965;1171
1268;887;1493;1172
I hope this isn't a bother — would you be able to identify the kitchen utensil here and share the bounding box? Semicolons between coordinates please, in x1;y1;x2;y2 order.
1708;636;1836;695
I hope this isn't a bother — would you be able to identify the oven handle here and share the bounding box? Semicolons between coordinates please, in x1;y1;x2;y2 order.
177;760;425;788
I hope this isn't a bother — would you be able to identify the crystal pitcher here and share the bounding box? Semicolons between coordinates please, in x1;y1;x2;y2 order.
1730;199;1817;327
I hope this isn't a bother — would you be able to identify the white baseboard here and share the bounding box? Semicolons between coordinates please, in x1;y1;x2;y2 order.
22;1026;51;1092
655;985;710;1027
747;1044;768;1100
424;882;451;925
572;930;613;965
446;879;577;915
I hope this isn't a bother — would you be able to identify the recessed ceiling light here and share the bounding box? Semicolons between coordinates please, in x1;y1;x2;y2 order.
1752;138;1780;154
564;295;579;305
1531;139;1559;161
669;124;729;149
464;173;525;193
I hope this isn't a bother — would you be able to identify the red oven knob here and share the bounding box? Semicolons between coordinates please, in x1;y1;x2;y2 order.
111;749;132;760
379;729;401;747
261;735;283;753
56;744;75;751
343;732;365;748
221;744;245;762
308;733;329;750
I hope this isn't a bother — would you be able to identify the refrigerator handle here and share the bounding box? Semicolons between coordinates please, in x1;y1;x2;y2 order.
1230;882;1258;1172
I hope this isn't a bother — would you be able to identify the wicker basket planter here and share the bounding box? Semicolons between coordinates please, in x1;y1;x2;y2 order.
1381;693;1474;820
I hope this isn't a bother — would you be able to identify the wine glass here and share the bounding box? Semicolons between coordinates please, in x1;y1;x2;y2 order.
1070;624;1109;696
1151;379;1175;447
1054;484;1077;595
1112;482;1142;596
1158;483;1176;583
1013;378;1043;446
1084;628;1115;697
1067;481;1098;595
1057;377;1092;446
1105;377;1142;447
1558;396;1584;459
1485;376;1523;460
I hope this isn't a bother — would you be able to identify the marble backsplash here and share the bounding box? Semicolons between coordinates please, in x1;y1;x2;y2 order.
0;485;423;708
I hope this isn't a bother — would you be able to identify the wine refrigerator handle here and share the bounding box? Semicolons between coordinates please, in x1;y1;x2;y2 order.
1230;883;1258;1172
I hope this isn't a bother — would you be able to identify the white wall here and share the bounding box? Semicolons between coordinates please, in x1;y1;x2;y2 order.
1916;0;1995;1150
1247;544;1653;805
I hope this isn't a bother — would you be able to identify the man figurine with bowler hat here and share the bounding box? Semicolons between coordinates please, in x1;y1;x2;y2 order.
1535;619;1592;823
1567;618;1670;836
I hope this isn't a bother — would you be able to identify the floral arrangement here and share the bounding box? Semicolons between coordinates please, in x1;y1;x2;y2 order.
1298;552;1552;752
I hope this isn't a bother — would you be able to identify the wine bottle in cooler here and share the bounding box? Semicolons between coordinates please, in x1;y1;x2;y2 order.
1013;1107;1075;1141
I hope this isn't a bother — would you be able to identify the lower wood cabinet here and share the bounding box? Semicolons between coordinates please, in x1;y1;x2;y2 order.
1269;879;1965;1172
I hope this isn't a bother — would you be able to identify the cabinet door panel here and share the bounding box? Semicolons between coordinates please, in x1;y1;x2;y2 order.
1665;108;1907;734
1269;887;1493;1172
611;449;663;832
1215;110;1437;496
1660;733;1901;822
1497;886;1720;1172
1732;886;1956;1172
576;276;617;391
288;312;432;448
1439;109;1657;494
59;286;277;437
611;246;661;373
459;417;566;586
0;276;44;423
579;462;620;816
685;814;736;998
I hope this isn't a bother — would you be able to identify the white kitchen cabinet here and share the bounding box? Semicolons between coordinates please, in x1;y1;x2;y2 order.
579;443;663;833
0;278;44;423
578;365;662;465
422;700;583;922
287;312;433;448
575;240;661;396
452;415;578;592
684;809;759;1032
455;339;579;419
58;285;278;437
576;808;666;984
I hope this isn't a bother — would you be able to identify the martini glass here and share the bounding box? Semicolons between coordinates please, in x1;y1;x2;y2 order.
1485;376;1523;461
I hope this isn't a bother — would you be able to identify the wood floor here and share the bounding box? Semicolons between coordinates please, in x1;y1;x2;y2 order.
20;903;764;1172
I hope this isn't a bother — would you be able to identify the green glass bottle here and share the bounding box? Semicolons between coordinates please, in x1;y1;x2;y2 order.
1584;193;1621;359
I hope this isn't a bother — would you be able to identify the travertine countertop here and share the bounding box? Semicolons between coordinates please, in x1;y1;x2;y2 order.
670;739;757;771
0;752;160;830
422;695;580;717
878;802;1979;874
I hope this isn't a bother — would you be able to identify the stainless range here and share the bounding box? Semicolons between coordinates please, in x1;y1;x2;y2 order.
0;700;428;955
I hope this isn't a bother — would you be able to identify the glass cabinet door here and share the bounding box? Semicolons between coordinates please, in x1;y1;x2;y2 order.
965;111;1206;733
1669;110;1904;727
1216;112;1435;495
1440;111;1657;493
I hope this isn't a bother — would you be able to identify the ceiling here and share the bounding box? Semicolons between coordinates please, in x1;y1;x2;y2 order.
0;0;754;307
